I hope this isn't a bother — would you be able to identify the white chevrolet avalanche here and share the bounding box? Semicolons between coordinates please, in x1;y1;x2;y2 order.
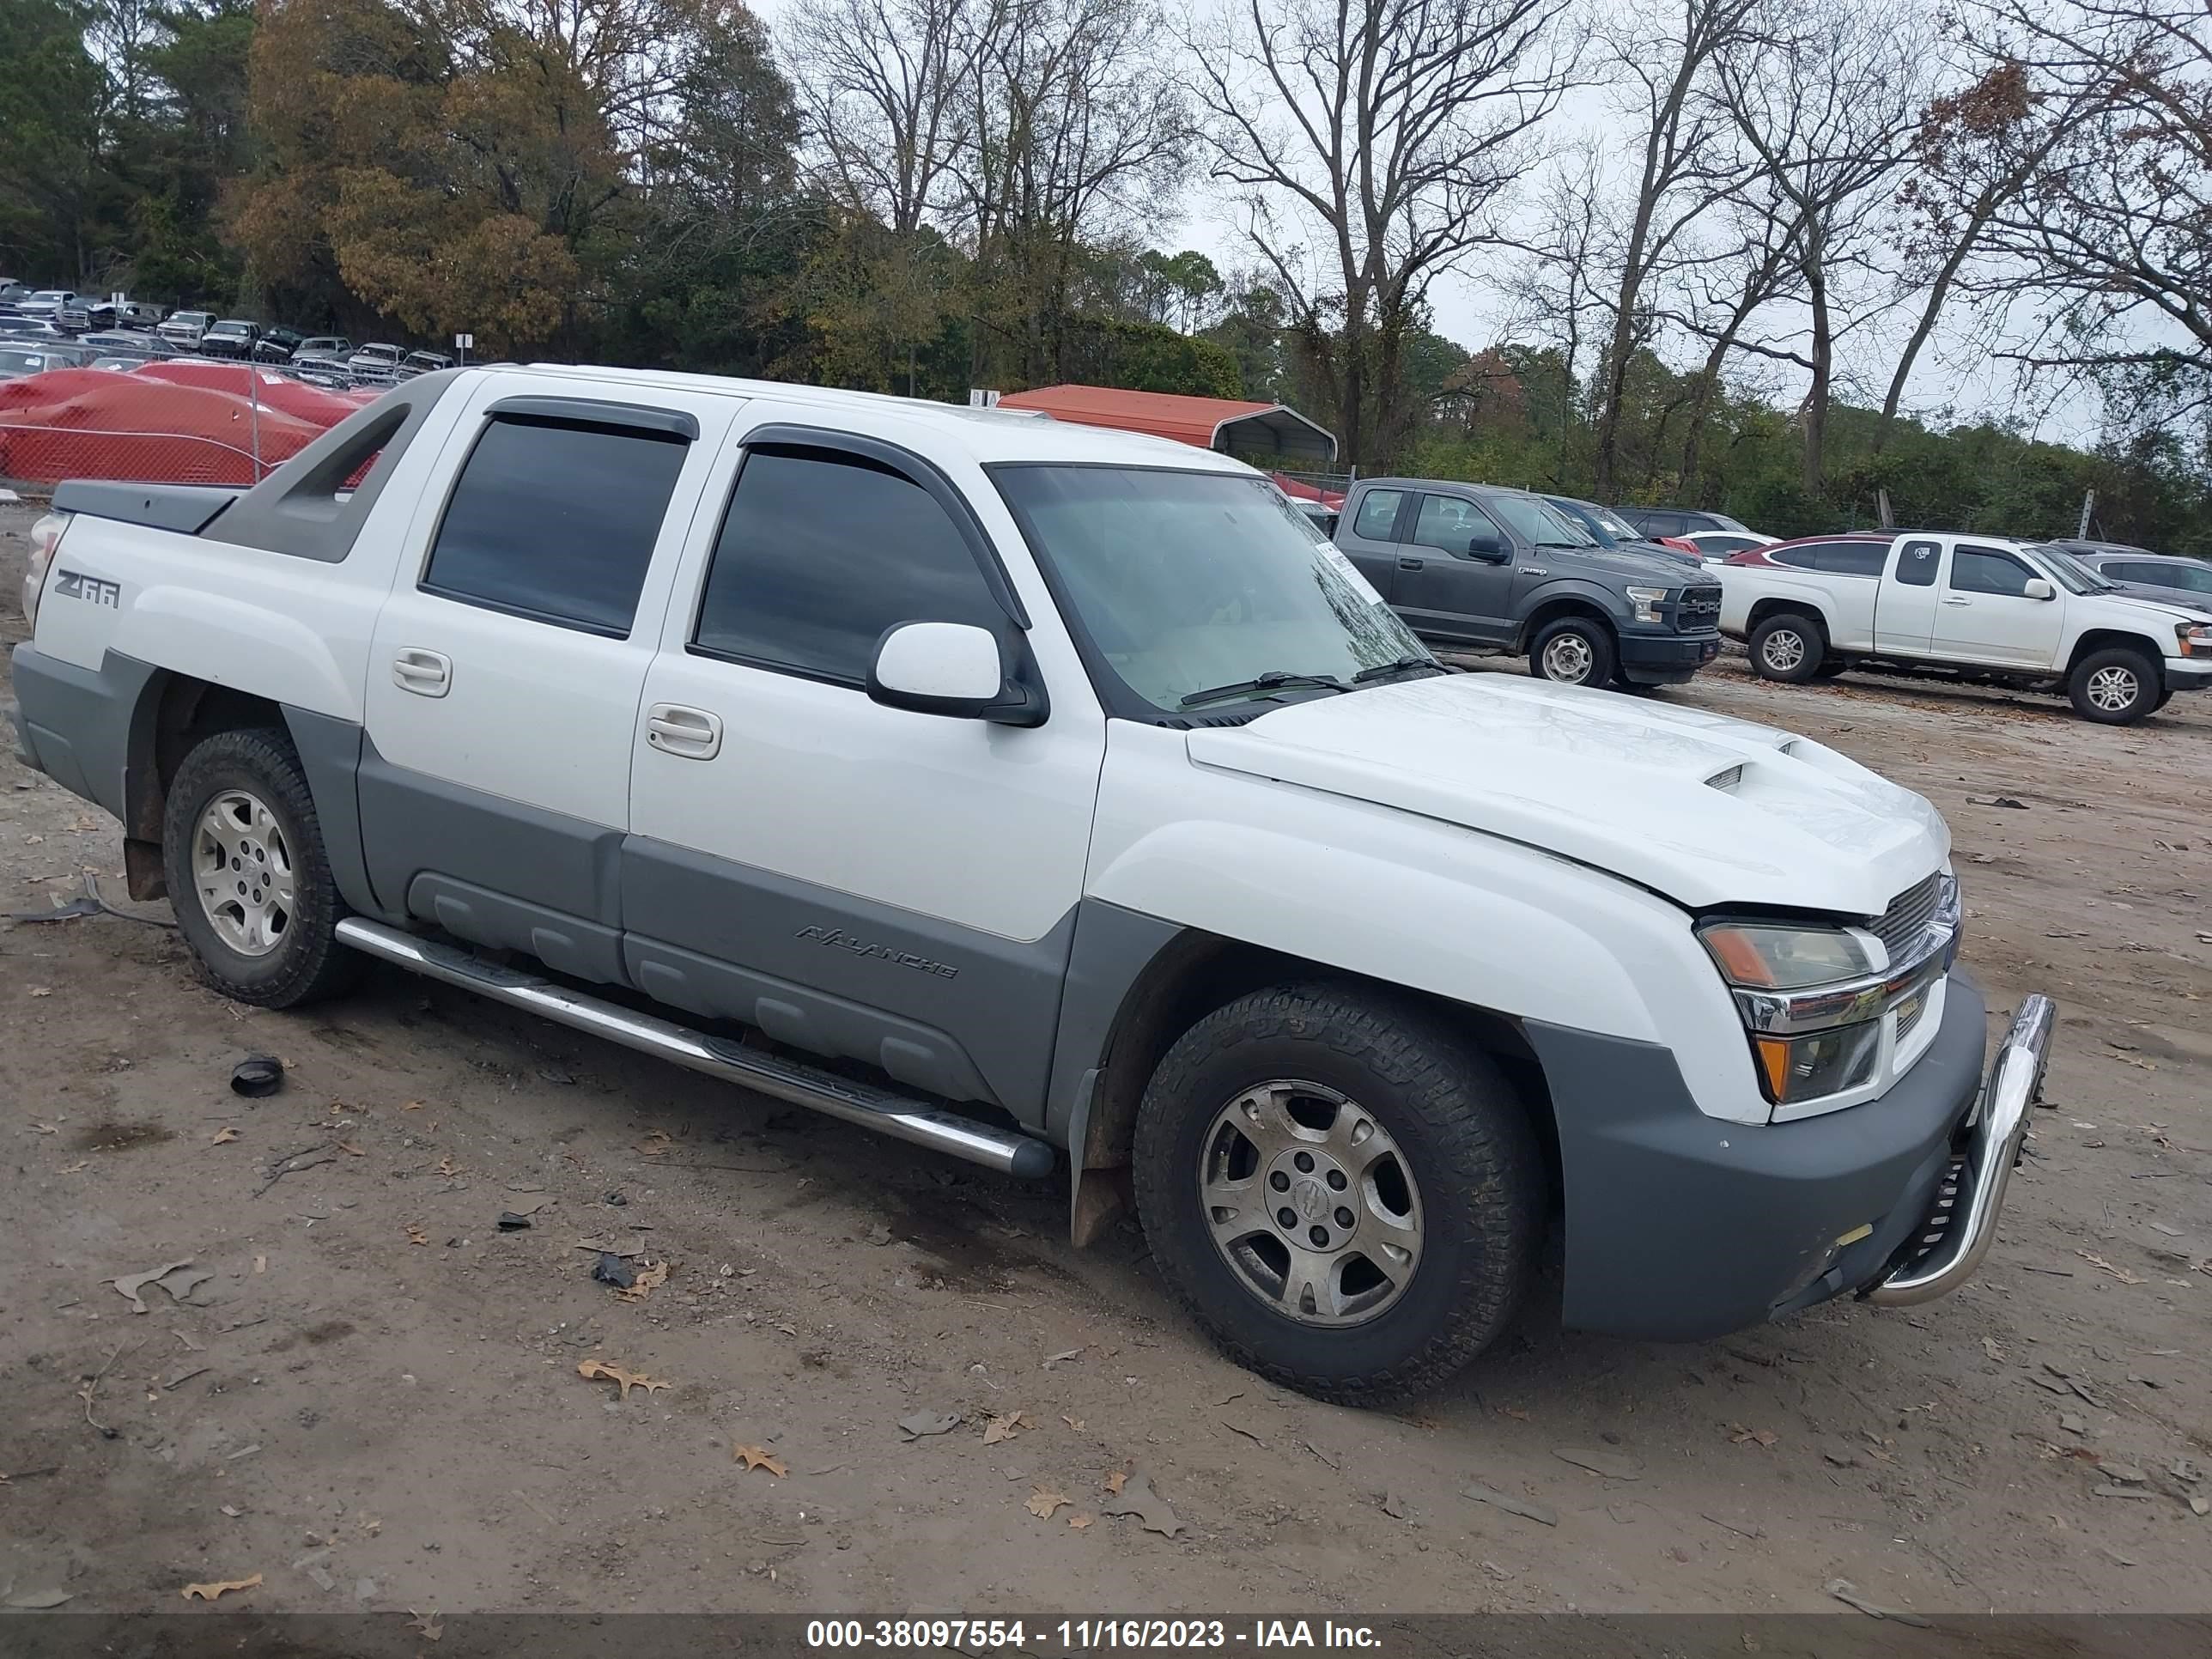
10;366;2054;1401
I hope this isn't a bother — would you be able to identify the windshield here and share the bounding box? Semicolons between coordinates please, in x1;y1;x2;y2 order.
0;350;49;373
994;465;1431;714
1592;506;1643;541
1489;494;1598;548
2027;545;2115;595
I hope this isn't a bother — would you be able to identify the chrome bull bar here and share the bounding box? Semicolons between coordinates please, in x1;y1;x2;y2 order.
1867;992;2055;1305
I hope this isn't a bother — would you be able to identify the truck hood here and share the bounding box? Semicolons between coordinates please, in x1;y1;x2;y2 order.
1552;545;1707;583
1185;673;1948;917
2093;590;2212;628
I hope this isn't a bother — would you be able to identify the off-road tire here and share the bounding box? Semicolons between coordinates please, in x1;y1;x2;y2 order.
2067;647;2160;725
162;726;362;1007
1749;611;1824;683
1528;616;1618;689
1132;982;1542;1405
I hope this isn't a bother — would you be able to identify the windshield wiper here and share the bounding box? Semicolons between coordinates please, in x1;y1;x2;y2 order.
1352;654;1442;683
1180;671;1352;708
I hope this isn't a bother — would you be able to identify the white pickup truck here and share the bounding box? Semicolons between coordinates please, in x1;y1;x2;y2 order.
10;365;2054;1401
1718;531;2212;722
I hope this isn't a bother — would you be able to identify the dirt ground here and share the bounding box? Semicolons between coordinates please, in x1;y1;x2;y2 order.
2;494;2208;1622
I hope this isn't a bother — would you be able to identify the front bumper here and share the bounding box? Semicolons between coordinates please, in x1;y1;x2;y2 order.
1616;629;1723;684
2165;658;2212;690
1527;970;2054;1340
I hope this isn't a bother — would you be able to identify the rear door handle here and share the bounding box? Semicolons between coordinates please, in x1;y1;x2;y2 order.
1941;596;1972;606
391;648;451;696
1398;556;1425;570
647;703;723;760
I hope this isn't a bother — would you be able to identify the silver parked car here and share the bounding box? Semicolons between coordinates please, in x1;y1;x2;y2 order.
2057;542;2212;611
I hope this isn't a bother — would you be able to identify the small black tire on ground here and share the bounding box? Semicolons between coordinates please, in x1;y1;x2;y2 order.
1812;659;1849;679
1528;616;1617;688
1748;612;1825;682
2067;647;2160;724
161;726;362;1008
1131;981;1542;1406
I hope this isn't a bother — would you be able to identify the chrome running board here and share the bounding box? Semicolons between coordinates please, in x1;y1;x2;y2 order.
333;918;1056;1179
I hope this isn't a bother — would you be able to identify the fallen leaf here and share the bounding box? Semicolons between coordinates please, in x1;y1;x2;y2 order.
1553;1444;1644;1480
1104;1468;1127;1494
435;1156;459;1178
1982;1337;2004;1362
253;1255;266;1274
402;1100;424;1112
56;1160;88;1174
180;1574;261;1602
337;1141;365;1157
30;1122;58;1134
1027;1485;1070;1518
577;1359;668;1401
210;1127;240;1145
109;1259;196;1315
409;1609;443;1640
1042;1347;1084;1370
733;1444;787;1476
1062;1414;1085;1432
616;1260;671;1303
2078;1250;2146;1285
220;1504;243;1517
1100;1469;1183;1536
637;1131;672;1156
982;1410;1036;1444
28;986;52;997
1068;1513;1092;1530
404;1225;428;1247
1380;1490;1413;1520
898;1411;961;1440
1729;1425;1778;1448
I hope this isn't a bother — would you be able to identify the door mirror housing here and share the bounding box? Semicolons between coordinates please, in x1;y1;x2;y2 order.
867;622;1044;725
2022;577;2055;600
1465;532;1509;562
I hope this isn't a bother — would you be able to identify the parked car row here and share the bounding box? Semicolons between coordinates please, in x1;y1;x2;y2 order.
1;282;453;390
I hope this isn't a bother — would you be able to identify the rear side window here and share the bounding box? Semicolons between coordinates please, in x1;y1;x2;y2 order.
1950;545;2034;597
1769;545;1820;569
693;446;1004;684
422;416;689;635
1894;540;1942;586
1820;542;1888;577
1638;510;1687;538
1351;489;1406;541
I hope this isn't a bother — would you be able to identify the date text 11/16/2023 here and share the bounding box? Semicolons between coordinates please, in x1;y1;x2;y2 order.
805;1620;1384;1650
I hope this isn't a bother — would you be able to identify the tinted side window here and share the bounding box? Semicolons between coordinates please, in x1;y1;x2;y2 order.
1821;542;1889;577
1639;510;1687;538
1894;540;1942;586
1412;494;1488;551
1951;545;2033;597
1351;489;1406;541
1770;546;1820;568
1698;533;1755;554
693;446;1003;684
423;417;688;635
2172;563;2212;594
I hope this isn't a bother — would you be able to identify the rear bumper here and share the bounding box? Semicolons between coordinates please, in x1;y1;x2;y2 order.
1616;629;1723;684
1527;970;2039;1340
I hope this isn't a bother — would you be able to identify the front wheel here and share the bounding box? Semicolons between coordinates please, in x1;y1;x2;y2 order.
1132;983;1541;1405
1528;617;1617;688
2068;648;2160;724
162;726;362;1007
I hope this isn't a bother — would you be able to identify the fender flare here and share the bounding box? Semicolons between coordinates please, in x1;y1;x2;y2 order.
1514;580;1626;651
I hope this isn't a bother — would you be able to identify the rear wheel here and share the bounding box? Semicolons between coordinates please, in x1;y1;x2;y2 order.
1749;612;1824;682
2068;648;2159;724
1132;983;1541;1405
162;727;362;1007
1528;616;1617;689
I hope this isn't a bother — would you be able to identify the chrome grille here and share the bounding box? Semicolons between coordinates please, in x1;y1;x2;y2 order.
1870;874;1943;961
1895;989;1929;1042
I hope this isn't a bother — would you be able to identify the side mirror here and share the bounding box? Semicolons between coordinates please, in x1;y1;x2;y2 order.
867;622;1043;725
1465;532;1509;562
2023;577;2055;600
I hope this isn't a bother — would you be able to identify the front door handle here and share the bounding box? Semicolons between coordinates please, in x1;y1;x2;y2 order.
1941;596;1972;606
1398;556;1425;570
392;648;451;697
647;703;723;760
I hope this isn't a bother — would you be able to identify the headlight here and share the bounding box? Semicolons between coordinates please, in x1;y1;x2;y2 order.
1750;1022;1884;1106
1626;585;1668;625
2179;623;2212;656
1698;921;1875;988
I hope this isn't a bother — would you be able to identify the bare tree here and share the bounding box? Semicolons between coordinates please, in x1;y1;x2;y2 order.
1191;0;1578;466
1585;0;1767;497
1966;0;2212;426
783;0;973;234
1711;0;1934;492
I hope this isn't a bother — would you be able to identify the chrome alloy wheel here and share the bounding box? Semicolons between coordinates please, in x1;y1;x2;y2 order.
2086;664;2139;713
1197;1080;1425;1326
1540;631;1596;683
191;789;297;957
1760;628;1808;673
